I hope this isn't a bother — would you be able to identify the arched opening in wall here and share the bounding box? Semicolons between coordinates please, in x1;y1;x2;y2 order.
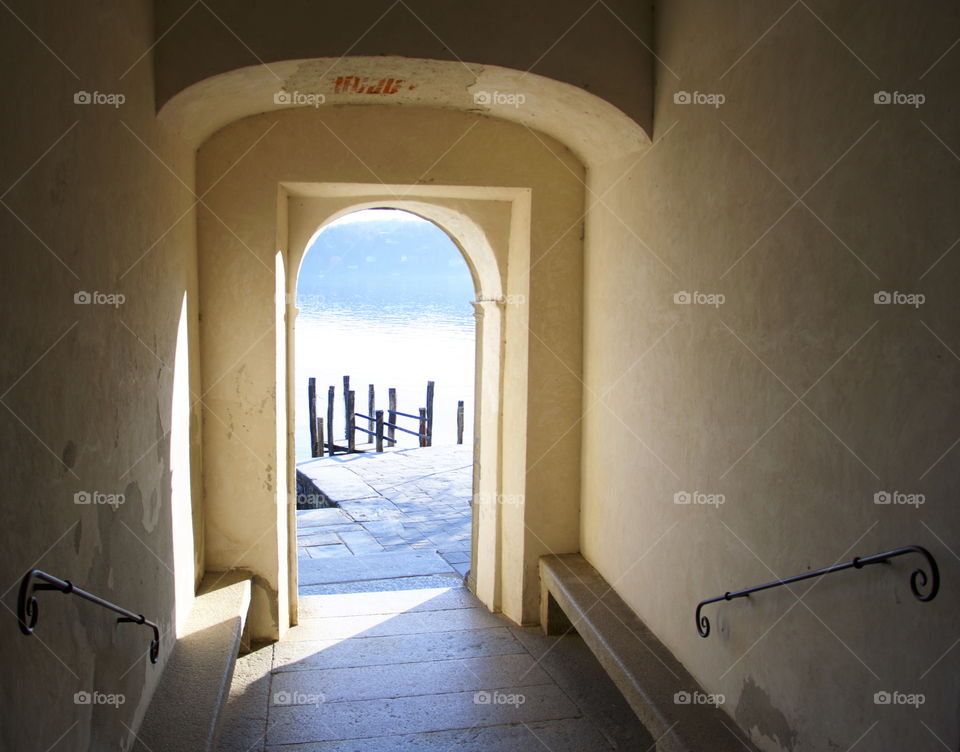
166;56;638;633
281;185;526;627
293;207;477;601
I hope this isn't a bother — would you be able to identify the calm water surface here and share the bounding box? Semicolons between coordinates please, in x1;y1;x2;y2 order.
294;295;476;462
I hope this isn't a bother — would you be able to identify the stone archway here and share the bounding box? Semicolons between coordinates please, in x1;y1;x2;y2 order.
282;185;530;621
158;57;649;164
170;58;651;638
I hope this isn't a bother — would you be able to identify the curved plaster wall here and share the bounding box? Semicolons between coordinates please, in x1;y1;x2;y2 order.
159;57;650;167
153;0;654;138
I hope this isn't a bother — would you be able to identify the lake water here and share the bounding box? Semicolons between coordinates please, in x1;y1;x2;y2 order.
293;208;477;463
294;294;476;462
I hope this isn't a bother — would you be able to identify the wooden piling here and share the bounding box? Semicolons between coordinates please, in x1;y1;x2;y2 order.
343;375;350;442
368;384;375;444
376;410;384;452
425;380;435;447
326;386;335;455
388;388;397;444
317;417;325;456
308;378;320;458
457;400;465;445
419;407;428;448
347;389;356;452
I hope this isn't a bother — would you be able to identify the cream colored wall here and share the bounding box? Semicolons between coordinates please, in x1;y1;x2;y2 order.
197;107;585;635
5;1;953;748
153;0;653;135
0;2;202;750
581;2;960;750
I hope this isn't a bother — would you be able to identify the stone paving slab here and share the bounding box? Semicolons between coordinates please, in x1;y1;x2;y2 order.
265;684;579;746
272;627;526;672
298;574;463;596
297;532;341;547
221;447;649;752
336;529;384;555
360;520;406;537
222;607;651;752
295;446;472;581
336;499;404;521
297;463;380;501
298;508;353;528
269;653;551;705
284;606;504;642
263;717;620;752
298;587;479;619
217;641;272;752
298;551;453;585
509;626;657;750
303;544;354;560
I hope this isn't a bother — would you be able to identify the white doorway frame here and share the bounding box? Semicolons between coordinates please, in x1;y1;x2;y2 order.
280;182;532;624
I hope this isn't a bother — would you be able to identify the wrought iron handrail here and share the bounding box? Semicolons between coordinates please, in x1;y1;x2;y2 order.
695;545;939;638
17;569;160;663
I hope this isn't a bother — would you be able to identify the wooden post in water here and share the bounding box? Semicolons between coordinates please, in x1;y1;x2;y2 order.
457;400;465;445
368;384;375;444
326;386;335;455
343;375;350;442
425;381;435;447
419;407;428;448
375;410;384;452
308;378;320;458
387;388;397;445
317;417;325;456
347;390;356;452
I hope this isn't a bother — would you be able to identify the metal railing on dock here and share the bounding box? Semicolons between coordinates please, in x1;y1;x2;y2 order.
307;376;465;457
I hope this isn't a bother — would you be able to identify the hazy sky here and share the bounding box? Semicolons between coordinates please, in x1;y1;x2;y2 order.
297;209;475;302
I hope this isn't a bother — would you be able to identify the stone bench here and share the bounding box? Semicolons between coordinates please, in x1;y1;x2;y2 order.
132;572;252;752
539;554;758;752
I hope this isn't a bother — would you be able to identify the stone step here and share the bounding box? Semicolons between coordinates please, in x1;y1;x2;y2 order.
132;572;251;752
540;554;759;752
298;550;454;585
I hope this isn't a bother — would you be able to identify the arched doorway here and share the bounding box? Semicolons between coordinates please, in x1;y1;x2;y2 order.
182;94;599;638
282;186;530;625
293;207;476;462
289;207;477;599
